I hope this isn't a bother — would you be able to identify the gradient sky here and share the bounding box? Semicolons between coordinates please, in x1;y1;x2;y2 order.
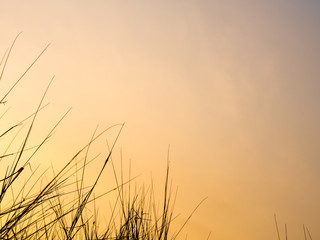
1;0;320;239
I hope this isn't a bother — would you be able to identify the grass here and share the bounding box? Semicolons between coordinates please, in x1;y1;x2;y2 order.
0;34;203;239
274;214;313;240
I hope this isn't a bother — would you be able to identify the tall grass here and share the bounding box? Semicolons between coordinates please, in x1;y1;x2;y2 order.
0;34;202;239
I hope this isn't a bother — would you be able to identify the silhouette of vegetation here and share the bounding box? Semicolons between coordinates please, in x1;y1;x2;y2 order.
273;214;313;240
0;34;203;239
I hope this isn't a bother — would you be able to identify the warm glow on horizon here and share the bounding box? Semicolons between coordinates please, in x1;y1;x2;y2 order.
1;1;320;239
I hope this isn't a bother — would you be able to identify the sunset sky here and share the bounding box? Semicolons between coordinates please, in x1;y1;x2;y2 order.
1;0;320;239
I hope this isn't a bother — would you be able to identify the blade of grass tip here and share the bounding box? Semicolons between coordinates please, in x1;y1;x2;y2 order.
207;231;212;240
274;214;281;240
303;224;307;240
7;139;24;174
0;32;22;83
0;48;9;68
173;197;208;240
0;42;51;104
306;227;313;240
0;124;24;163
285;224;287;240
0;123;21;139
88;122;125;195
0;107;10;120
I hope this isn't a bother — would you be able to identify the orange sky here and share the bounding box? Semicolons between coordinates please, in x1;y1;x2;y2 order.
1;1;320;239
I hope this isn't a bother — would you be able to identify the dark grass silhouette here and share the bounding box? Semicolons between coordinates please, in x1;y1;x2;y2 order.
274;214;313;240
0;34;203;239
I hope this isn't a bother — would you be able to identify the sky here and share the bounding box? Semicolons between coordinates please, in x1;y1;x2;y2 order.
1;0;320;239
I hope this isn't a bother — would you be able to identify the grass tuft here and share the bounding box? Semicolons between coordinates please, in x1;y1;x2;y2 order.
0;34;203;239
